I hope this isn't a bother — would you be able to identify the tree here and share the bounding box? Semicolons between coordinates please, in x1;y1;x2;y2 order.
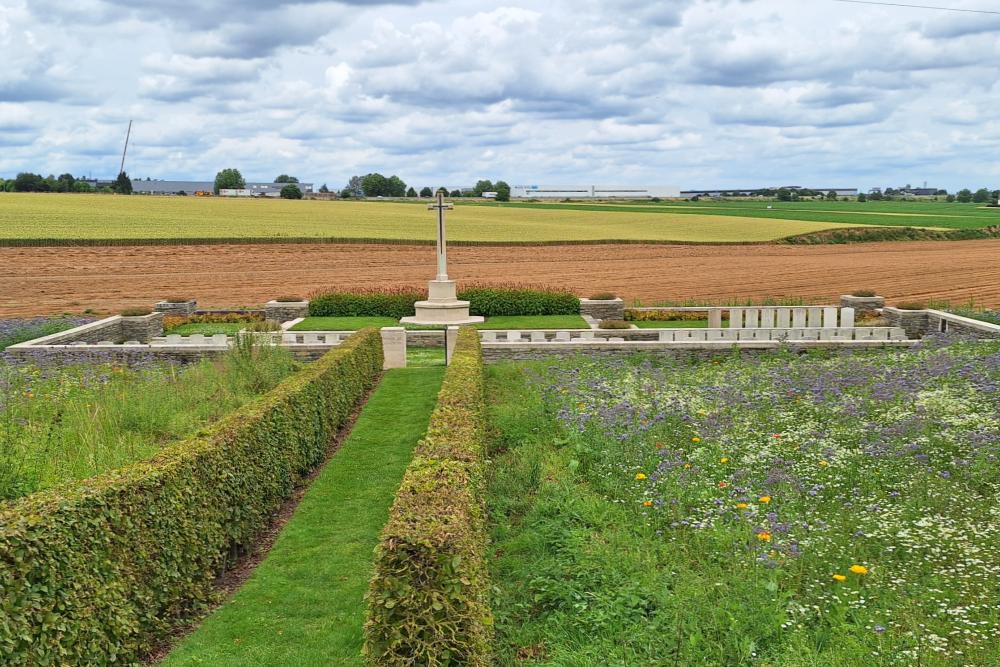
361;173;388;197
972;188;991;203
436;187;449;196
344;175;364;198
319;183;329;193
53;173;76;193
387;175;407;197
419;186;433;197
472;179;494;196
946;194;956;203
406;187;417;198
776;188;792;202
214;168;245;194
826;190;838;200
279;183;303;199
495;180;511;202
274;174;298;183
450;189;462;197
857;193;867;202
113;171;133;195
956;188;973;203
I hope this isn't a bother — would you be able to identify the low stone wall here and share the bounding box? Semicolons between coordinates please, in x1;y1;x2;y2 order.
406;330;447;348
481;339;916;363
265;300;310;323
24;317;126;345
926;310;1000;338
580;298;625;321
5;345;227;366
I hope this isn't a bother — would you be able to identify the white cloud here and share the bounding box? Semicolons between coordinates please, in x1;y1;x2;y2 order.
1;0;999;191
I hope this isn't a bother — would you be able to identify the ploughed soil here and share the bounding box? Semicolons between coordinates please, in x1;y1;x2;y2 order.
2;239;1000;316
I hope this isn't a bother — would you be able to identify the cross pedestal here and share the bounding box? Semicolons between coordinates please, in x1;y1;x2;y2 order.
400;192;484;326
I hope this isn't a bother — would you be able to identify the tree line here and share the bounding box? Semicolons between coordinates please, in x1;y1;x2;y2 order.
340;174;511;201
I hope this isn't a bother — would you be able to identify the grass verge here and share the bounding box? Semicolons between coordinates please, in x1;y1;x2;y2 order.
161;366;444;666
163;322;246;335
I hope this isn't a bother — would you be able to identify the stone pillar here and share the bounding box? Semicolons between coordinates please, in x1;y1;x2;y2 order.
840;295;885;314
882;307;929;339
154;300;197;316
380;327;407;369
265;300;310;323
121;312;164;342
579;298;625;321
445;326;459;365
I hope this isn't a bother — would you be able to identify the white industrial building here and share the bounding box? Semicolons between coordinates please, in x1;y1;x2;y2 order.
133;180;313;196
511;184;681;199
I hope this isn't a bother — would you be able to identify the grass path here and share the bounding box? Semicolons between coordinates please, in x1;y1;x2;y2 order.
161;366;445;666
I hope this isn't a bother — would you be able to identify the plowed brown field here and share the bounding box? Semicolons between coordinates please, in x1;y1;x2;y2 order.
2;240;998;316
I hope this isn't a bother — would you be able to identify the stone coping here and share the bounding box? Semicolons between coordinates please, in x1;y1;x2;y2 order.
483;340;917;352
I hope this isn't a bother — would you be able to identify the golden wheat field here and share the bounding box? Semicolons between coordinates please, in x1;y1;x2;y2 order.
0;193;862;243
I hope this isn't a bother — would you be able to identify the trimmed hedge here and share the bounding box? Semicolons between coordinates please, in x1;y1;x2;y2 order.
309;283;580;319
0;329;383;665
365;327;493;666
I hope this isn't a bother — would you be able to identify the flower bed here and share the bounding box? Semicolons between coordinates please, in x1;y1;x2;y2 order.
488;340;1000;664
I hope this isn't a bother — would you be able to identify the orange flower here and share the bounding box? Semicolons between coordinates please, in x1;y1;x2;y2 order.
642;501;653;507
655;442;664;450
692;436;702;443
757;532;772;542
718;481;728;488
832;574;847;582
759;496;771;504
735;503;749;510
849;565;869;575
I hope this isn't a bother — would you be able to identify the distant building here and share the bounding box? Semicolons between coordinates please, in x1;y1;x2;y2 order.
511;185;681;199
132;180;314;196
482;191;498;199
681;186;859;198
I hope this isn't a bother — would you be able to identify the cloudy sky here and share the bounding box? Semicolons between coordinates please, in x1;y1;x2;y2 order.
1;0;998;191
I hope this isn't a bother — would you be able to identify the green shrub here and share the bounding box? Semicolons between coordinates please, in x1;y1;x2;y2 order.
0;329;383;665
896;302;927;311
851;290;877;297
588;292;617;301
458;283;579;317
599;319;632;329
309;287;424;319
273;296;306;303
365;327;492;666
121;307;153;316
309;284;580;318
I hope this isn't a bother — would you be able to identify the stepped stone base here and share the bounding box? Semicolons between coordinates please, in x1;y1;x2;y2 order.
400;279;485;326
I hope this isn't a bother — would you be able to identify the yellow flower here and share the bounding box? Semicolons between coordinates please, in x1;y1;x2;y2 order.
683;463;691;469
759;496;771;504
757;531;772;542
692;436;702;443
832;574;847;582
720;457;730;464
635;473;647;481
849;565;869;575
735;503;749;510
819;460;830;467
642;501;653;507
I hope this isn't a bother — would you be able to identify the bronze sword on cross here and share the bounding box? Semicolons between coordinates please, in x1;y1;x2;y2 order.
428;191;454;282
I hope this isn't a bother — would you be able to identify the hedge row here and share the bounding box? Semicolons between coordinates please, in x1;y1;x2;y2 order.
0;329;383;665
364;327;493;666
625;308;710;322
309;283;580;319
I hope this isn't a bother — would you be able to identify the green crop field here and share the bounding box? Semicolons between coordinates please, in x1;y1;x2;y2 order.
0;193;952;245
480;199;1000;231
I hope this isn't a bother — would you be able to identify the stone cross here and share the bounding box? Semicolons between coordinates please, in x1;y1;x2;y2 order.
428;191;454;281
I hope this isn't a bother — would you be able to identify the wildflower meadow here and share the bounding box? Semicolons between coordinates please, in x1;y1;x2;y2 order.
488;339;1000;666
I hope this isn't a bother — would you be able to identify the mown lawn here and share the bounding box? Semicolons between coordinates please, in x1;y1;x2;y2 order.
162;366;444;666
487;342;1000;665
163;322;246;335
292;315;589;331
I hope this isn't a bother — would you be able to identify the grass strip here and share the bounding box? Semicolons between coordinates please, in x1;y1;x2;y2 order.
162;366;445;667
293;315;589;331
